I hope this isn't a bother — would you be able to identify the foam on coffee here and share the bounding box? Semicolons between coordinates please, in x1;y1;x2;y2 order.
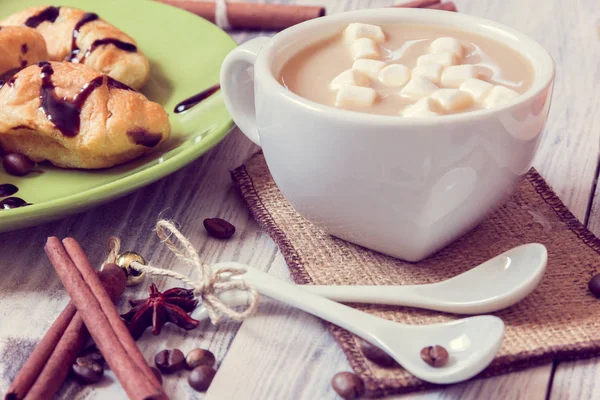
279;23;535;117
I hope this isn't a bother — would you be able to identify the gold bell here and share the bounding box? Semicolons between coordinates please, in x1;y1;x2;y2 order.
116;251;146;286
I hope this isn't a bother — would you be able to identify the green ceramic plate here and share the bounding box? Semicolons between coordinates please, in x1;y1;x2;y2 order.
0;0;235;232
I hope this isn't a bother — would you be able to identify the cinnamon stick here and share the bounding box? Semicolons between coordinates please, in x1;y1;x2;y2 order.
6;265;126;400
395;0;441;8
23;264;126;400
427;2;457;11
155;0;325;30
62;238;162;391
5;305;77;400
45;237;166;400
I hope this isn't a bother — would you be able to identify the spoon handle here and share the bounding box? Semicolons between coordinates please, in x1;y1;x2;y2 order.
301;284;457;311
232;264;404;340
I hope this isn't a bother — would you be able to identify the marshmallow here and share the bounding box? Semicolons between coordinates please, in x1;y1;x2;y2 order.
430;89;473;112
441;65;478;88
459;78;494;103
335;86;378;108
417;52;456;67
378;64;411;87
350;38;380;60
429;37;464;58
402;97;439;117
411;63;443;84
352;59;386;80
483;85;520;109
344;23;386;43
400;76;438;99
329;69;370;91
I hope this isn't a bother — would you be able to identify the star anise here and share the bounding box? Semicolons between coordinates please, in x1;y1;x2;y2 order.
121;283;200;340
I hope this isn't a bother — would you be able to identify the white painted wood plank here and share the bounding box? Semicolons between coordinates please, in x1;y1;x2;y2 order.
550;358;600;400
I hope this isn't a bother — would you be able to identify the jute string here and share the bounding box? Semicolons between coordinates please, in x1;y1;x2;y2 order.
106;220;259;324
215;0;232;30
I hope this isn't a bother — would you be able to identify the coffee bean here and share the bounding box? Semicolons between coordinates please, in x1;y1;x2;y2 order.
331;372;364;400
359;340;396;367
79;345;104;365
155;349;186;373
188;365;217;392
203;218;235;239
186;348;216;369
3;153;34;176
420;345;449;367
589;274;600;298
72;356;103;384
150;367;163;385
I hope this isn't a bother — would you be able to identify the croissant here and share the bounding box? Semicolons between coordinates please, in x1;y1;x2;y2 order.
1;6;150;90
0;26;48;81
0;62;170;169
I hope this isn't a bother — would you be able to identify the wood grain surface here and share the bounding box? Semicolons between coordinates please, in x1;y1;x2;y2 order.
0;0;599;399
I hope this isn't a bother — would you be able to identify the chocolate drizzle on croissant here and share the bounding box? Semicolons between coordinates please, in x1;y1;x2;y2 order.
0;68;21;90
24;6;60;28
75;38;137;64
38;62;137;137
67;12;98;61
67;12;137;63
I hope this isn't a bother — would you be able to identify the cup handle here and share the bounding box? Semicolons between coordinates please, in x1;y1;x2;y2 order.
220;36;271;147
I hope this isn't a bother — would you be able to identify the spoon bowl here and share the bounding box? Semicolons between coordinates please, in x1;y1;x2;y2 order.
372;316;504;383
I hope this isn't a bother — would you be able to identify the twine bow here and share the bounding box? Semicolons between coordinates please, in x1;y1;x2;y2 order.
107;220;259;324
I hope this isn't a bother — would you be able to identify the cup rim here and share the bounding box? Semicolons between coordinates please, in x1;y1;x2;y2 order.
254;8;555;125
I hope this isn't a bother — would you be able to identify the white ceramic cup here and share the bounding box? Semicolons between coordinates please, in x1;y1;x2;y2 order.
220;9;554;262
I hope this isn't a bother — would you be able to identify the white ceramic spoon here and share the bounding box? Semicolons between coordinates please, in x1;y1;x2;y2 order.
304;243;547;314
193;262;504;384
193;243;546;319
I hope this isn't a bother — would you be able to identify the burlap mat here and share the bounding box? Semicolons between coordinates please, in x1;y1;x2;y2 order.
231;151;600;397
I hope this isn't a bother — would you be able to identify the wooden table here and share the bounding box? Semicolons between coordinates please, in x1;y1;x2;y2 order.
1;0;599;398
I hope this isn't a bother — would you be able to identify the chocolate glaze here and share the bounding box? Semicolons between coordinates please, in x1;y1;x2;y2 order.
174;84;221;113
39;62;104;137
0;197;28;209
24;6;60;28
78;38;137;64
106;76;135;92
127;129;162;148
0;184;18;197
67;12;99;62
0;67;22;90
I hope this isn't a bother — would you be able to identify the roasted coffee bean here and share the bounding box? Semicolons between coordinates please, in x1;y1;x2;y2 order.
203;218;235;239
151;367;163;385
359;339;396;367
79;345;104;365
155;349;186;373
186;348;216;369
3;153;34;176
331;372;364;400
588;274;600;298
420;345;449;367
188;365;216;392
72;356;103;384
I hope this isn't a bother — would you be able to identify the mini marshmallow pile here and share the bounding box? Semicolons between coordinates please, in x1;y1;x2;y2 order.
330;23;521;117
